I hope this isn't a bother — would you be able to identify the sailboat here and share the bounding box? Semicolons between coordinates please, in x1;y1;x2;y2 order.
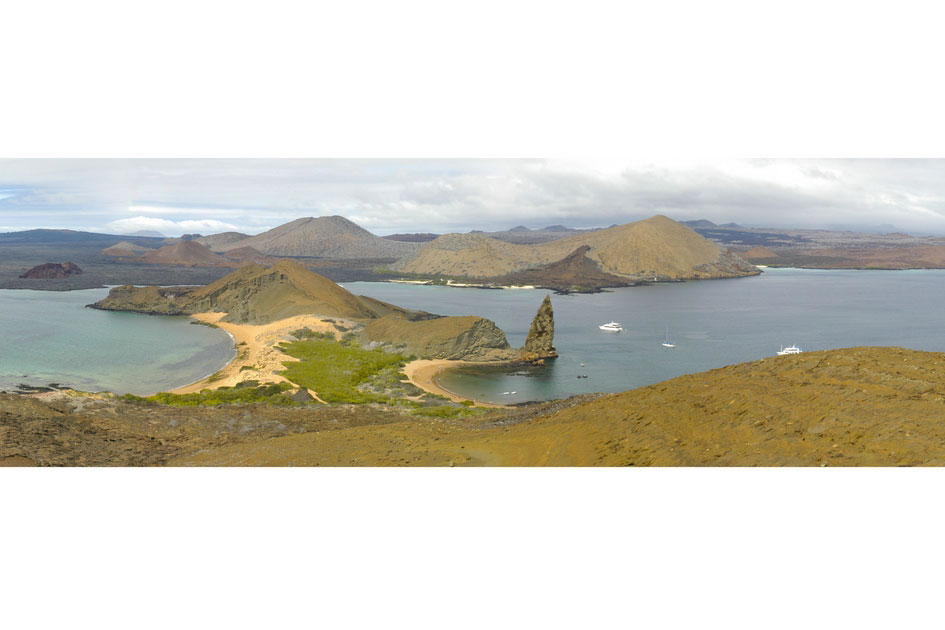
661;325;676;348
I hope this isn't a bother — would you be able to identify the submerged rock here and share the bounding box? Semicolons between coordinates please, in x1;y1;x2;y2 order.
519;295;558;364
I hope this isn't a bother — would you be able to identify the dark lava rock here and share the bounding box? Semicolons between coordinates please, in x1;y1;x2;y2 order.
19;261;83;279
519;294;558;364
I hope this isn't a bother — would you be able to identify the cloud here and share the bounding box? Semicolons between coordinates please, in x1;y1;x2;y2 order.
3;159;945;235
104;216;239;236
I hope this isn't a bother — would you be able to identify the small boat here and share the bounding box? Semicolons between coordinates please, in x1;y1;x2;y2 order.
777;345;802;355
599;321;623;332
662;325;675;348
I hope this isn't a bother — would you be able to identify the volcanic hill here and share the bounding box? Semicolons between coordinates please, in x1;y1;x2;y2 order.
741;245;777;259
393;215;758;281
209;216;421;259
101;241;151;257
138;240;232;266
93;260;387;323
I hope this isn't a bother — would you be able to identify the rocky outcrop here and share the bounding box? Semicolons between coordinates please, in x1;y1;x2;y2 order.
362;313;517;361
519;295;558;364
19;262;83;279
90;284;195;316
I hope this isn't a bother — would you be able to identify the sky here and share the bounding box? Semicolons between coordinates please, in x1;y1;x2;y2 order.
3;159;945;237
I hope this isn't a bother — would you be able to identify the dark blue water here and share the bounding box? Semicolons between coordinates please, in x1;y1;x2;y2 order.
0;288;235;395
343;268;945;404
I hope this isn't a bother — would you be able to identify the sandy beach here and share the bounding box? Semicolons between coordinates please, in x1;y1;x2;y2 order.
170;312;340;400
403;359;511;409
172;313;510;408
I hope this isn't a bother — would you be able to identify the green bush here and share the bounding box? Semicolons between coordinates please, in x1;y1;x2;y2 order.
411;405;482;418
141;382;297;407
279;338;408;404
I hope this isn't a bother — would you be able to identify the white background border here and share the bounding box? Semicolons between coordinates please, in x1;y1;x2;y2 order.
3;1;945;628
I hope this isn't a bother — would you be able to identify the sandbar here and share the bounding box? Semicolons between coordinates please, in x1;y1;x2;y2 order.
170;312;338;401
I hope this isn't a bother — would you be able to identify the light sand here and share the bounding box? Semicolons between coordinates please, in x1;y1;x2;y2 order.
170;312;341;401
403;359;511;409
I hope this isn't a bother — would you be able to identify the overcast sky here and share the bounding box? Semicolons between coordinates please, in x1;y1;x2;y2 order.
2;159;945;236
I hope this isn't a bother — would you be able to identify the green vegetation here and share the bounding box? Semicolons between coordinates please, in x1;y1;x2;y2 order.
124;381;298;407
290;327;335;341
279;337;408;404
411;405;482;418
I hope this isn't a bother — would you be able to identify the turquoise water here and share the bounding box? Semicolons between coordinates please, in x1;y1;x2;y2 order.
0;288;235;395
344;268;945;405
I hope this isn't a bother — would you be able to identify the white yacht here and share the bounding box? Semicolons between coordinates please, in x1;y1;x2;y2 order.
777;345;802;355
599;321;623;332
662;325;675;348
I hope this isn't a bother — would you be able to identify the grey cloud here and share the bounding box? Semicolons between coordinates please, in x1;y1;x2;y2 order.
2;159;945;235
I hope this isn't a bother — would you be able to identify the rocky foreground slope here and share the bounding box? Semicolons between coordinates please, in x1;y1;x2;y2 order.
171;347;945;466
393;215;759;281
7;346;945;466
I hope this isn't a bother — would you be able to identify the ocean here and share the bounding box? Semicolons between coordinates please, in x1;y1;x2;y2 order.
343;268;945;405
0;287;235;395
4;268;945;402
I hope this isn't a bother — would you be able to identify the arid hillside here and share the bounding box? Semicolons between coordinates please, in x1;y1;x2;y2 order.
393;215;758;280
210;216;421;259
169;347;945;466
93;260;391;323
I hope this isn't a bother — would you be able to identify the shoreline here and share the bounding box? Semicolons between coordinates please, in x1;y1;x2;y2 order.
402;359;512;409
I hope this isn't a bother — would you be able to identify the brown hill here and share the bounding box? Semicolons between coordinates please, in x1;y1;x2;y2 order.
138;240;232;266
19;262;83;279
214;216;421;259
186;260;381;323
171;347;945;466
487;245;633;291
741;245;777;259
393;215;758;280
222;246;269;261
93;260;384;324
195;232;250;250
101;241;150;257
